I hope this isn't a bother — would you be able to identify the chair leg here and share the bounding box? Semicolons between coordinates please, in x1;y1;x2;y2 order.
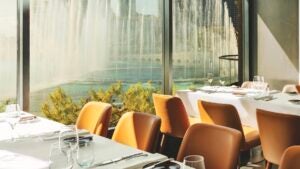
265;161;272;169
159;134;182;159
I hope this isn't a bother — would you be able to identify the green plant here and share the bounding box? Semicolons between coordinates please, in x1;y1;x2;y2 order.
41;81;161;127
122;81;160;114
0;99;16;112
41;88;80;125
85;81;124;126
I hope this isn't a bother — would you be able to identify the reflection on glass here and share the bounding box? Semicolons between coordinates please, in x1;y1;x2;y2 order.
0;0;17;112
30;0;163;125
173;0;240;90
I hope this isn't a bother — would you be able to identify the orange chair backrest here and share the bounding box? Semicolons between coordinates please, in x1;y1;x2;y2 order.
296;85;300;93
152;93;190;138
257;109;300;164
76;101;112;137
198;100;245;142
279;146;300;169
177;123;242;169
282;84;298;93
112;112;161;152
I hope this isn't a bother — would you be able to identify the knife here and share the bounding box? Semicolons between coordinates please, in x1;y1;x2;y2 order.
91;152;148;168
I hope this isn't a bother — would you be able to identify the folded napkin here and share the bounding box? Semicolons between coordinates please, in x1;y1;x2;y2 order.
42;129;90;141
254;95;274;101
18;115;38;123
0;150;49;169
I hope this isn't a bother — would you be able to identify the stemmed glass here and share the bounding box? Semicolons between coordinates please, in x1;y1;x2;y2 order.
5;118;19;141
252;76;266;95
207;73;214;86
219;77;226;86
58;125;79;164
76;140;95;168
183;155;206;169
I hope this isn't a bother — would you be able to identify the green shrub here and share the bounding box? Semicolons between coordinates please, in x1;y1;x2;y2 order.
41;81;160;126
41;88;80;125
0;99;16;112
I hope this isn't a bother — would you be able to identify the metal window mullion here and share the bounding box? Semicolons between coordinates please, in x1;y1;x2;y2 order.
17;0;30;111
162;0;173;95
242;0;250;81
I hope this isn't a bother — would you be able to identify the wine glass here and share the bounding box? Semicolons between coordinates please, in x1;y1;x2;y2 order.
59;125;79;163
183;155;206;169
219;77;226;86
5;118;19;141
76;140;95;168
253;76;266;95
207;73;214;86
49;142;73;169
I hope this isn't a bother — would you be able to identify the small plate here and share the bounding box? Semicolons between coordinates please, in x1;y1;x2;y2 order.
288;99;300;105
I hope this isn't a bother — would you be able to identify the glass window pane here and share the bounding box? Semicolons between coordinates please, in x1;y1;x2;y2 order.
30;0;163;125
0;0;17;112
173;0;240;90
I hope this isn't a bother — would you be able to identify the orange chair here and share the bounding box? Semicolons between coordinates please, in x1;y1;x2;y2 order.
279;146;300;169
296;85;300;93
257;109;300;169
153;93;190;157
177;123;242;169
282;84;299;93
198;100;260;152
76;101;112;137
112;112;161;153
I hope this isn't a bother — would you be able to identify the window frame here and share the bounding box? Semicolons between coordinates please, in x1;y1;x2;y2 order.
17;0;249;111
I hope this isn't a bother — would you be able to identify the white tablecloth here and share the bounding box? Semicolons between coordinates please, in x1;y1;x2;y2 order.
176;89;300;129
0;111;64;141
0;112;184;169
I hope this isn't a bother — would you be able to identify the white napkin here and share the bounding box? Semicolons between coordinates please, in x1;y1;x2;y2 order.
42;129;90;141
0;150;49;169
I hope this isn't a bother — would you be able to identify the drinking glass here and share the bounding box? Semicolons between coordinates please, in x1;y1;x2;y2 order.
59;125;79;164
49;142;73;169
207;73;214;86
183;155;205;169
219;77;226;86
76;140;95;168
59;125;79;152
5;104;21;117
5;118;19;141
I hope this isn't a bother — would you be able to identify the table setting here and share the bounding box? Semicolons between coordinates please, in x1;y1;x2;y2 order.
177;76;300;129
0;105;194;169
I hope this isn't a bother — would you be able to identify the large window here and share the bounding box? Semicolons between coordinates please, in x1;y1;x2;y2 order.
173;0;240;90
30;0;163;125
0;0;17;111
0;0;246;125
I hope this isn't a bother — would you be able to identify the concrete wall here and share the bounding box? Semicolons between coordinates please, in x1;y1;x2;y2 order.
251;0;299;90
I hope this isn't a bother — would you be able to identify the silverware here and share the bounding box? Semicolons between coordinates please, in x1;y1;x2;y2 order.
91;152;148;168
143;158;172;169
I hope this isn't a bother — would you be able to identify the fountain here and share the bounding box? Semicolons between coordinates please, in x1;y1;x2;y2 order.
0;0;240;105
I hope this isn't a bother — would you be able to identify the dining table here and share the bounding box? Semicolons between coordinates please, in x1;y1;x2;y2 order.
0;111;189;169
176;86;300;129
